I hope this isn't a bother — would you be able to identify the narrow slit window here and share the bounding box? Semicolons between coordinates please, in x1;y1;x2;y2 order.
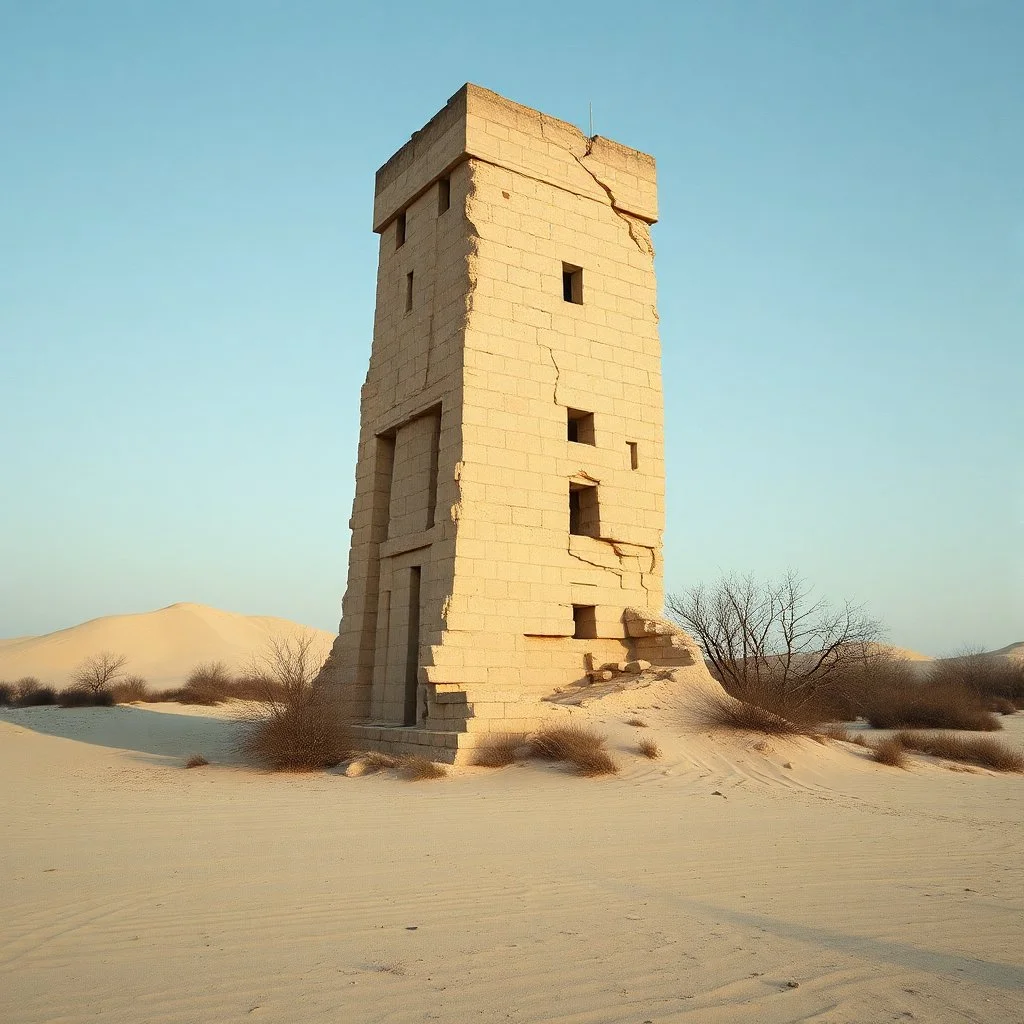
567;408;595;445
572;605;598;640
395;210;407;249
628;442;639;470
405;271;414;312
438;176;451;215
562;263;583;304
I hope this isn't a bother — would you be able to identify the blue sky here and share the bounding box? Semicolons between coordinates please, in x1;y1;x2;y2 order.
1;1;1021;655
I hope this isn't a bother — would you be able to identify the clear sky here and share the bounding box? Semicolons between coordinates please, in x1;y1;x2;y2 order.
1;1;1021;655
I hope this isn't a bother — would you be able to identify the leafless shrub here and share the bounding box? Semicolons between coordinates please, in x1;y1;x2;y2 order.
111;676;150;703
0;682;13;706
528;724;618;776
638;738;661;759
58;687;114;708
930;650;1024;708
892;730;1024;773
872;737;909;768
184;754;210;769
684;686;811;736
667;571;882;723
472;733;528;768
625;718;648;728
14;681;57;707
72;651;128;695
236;634;350;771
861;679;999;732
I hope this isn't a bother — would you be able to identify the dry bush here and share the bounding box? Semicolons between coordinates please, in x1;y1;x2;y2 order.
625;718;648;728
0;682;13;706
472;733;528;768
819;723;854;743
930;652;1024;708
638;738;661;759
356;751;398;774
236;634;350;771
14;683;57;707
988;697;1018;716
861;679;999;732
851;734;869;747
72;651;128;695
684;686;811;736
110;676;150;703
58;687;114;708
892;731;1024;773
872;737;909;768
184;754;210;769
528;724;618;776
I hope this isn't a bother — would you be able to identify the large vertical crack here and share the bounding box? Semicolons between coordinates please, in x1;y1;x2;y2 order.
540;343;562;405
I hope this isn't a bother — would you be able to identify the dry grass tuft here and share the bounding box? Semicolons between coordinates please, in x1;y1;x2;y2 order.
396;756;448;781
819;723;854;743
625;718;649;728
528;724;618;776
892;730;1024;773
861;677;1000;732
871;737;909;768
989;697;1018;716
685;687;811;736
851;734;870;747
638;738;661;759
472;733;528;768
185;754;209;769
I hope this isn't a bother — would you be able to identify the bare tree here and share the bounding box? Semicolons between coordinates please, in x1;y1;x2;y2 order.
666;572;882;713
72;651;128;695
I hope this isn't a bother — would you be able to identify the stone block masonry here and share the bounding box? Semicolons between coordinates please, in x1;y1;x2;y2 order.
320;85;687;763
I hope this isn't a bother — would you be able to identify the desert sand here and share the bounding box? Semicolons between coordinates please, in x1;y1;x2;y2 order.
2;672;1022;1024
0;603;334;689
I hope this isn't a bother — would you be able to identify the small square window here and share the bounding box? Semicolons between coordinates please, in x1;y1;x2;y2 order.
572;605;598;640
562;263;583;304
628;441;639;470
405;271;414;312
438;176;451;215
396;211;407;249
567;408;595;445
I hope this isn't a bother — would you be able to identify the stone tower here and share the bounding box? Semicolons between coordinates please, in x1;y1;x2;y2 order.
324;85;688;762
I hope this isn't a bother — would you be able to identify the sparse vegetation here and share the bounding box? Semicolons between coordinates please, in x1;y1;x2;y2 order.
638;738;661;759
72;651;128;695
819;723;854;743
892;731;1024;773
625;718;648;728
185;754;210;769
13;680;57;707
236;634;350;771
0;682;13;706
111;676;150;703
347;751;448;780
860;678;999;732
871;737;909;768
684;686;812;736
528;724;618;776
472;733;528;768
667;571;882;723
930;650;1024;709
57;687;114;708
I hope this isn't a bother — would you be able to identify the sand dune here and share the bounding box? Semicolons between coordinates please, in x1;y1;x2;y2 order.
1;671;1022;1024
0;603;334;689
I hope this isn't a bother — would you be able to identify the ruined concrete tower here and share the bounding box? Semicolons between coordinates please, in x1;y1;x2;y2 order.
324;85;688;762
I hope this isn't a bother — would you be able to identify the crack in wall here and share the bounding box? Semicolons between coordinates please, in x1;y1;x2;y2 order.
540;343;561;404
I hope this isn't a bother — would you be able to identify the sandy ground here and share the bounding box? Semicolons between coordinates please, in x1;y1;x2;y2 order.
1;688;1022;1024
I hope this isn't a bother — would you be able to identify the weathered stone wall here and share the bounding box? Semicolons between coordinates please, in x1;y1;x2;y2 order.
325;85;672;761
